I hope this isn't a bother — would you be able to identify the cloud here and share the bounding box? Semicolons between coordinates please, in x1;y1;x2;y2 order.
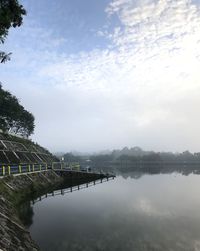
2;0;200;152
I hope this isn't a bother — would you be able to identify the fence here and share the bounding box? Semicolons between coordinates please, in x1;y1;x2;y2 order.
0;162;81;177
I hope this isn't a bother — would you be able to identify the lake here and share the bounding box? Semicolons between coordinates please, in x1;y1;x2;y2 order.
22;168;200;251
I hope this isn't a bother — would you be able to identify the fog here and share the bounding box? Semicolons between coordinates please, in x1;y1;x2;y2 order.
1;0;200;152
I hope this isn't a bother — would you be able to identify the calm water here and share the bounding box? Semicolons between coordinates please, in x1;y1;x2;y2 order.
24;169;200;251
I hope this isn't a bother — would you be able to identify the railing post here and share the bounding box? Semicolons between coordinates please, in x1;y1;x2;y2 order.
32;164;35;172
40;164;42;171
52;162;54;170
46;163;48;170
18;165;22;173
8;165;11;175
2;166;5;176
28;164;31;172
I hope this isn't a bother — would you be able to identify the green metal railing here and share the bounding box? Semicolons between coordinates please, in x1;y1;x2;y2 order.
0;162;81;177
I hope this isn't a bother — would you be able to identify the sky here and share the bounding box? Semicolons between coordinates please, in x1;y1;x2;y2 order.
1;0;200;153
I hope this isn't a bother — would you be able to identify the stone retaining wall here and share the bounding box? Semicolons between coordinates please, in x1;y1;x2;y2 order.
0;171;63;251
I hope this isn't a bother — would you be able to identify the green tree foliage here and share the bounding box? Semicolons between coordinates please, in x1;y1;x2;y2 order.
0;83;34;136
0;0;26;63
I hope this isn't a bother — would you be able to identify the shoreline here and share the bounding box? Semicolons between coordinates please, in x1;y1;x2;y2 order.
0;170;113;250
0;170;64;251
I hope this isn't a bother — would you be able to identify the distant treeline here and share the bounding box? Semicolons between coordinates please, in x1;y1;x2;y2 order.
61;147;200;164
90;147;200;163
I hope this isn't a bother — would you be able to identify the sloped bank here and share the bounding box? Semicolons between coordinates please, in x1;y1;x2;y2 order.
0;171;64;251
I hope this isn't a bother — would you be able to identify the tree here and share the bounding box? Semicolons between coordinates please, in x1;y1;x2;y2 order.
0;83;35;136
0;0;26;63
90;154;113;163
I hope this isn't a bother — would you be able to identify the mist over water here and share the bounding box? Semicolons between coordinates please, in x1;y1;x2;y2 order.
2;0;200;249
21;167;200;251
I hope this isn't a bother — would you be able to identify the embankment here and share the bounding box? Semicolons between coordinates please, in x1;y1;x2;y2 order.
0;170;64;251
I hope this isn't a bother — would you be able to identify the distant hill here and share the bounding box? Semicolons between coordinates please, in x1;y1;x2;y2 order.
90;146;200;163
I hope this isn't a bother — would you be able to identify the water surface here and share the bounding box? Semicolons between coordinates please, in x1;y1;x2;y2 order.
25;169;200;251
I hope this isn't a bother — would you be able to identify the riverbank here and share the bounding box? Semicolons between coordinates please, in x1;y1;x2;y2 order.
0;170;64;251
0;170;114;250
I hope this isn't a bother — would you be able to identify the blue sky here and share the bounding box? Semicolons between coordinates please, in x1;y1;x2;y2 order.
1;0;200;153
20;0;113;53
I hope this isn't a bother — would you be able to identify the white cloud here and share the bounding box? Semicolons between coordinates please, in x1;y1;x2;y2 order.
2;0;200;152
